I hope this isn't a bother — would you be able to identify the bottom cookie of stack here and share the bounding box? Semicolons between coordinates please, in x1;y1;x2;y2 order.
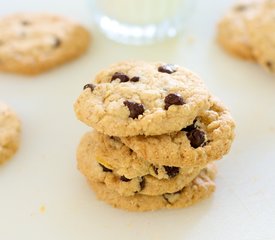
77;131;212;197
88;163;217;212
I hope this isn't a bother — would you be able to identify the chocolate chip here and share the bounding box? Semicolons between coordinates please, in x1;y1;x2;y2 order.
21;20;31;26
158;64;177;74
120;176;131;182
83;83;96;91
130;76;140;82
164;93;185;110
181;120;196;132
139;177;146;191
110;136;120;142
187;129;205;148
123;100;145;119
152;165;158;175
173;189;182;194
111;72;129;82
234;4;248;11
164;166;179;178
99;163;112;173
266;61;273;69
52;37;62;48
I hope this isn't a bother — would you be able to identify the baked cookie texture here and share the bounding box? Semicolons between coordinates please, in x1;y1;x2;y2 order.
0;13;90;75
74;61;211;137
89;163;217;212
217;0;263;60
121;98;235;167
77;132;204;196
74;61;235;211
0;102;21;164
79;131;199;180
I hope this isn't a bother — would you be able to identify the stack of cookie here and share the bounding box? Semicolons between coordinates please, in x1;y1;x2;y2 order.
74;61;235;211
217;0;275;73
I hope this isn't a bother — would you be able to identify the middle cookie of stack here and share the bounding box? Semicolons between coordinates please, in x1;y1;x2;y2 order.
75;61;235;211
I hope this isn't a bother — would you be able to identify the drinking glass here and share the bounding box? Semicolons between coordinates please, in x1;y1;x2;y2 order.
91;0;195;45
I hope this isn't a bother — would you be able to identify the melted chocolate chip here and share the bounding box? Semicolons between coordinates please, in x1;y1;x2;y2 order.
158;64;177;74
123;100;145;119
174;189;183;194
21;20;31;26
164;93;185;110
99;163;112;173
139;177;146;191
52;37;62;48
181;120;197;132
130;76;140;82
111;72;129;82
152;165;158;175
164;166;179;178
83;83;96;91
120;176;131;182
187;129;205;148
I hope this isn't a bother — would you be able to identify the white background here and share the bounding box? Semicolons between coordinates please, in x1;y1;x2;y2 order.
0;0;275;240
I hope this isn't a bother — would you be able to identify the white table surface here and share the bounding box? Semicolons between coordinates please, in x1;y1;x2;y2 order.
0;1;275;240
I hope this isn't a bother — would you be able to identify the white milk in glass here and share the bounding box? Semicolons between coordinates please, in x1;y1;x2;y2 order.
92;0;195;44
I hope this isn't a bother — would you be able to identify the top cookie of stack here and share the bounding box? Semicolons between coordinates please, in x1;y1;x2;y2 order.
74;61;212;137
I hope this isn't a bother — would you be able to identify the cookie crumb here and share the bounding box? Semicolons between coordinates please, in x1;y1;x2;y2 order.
39;205;46;213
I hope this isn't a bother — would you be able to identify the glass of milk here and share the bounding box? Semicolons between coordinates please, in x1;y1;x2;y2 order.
91;0;195;45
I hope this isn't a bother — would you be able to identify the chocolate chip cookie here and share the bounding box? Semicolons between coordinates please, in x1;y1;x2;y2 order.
217;0;263;60
121;98;235;167
74;61;211;136
0;102;21;164
89;163;217;212
0;13;90;75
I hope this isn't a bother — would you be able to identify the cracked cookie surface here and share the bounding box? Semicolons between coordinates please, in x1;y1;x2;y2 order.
0;13;90;75
74;61;211;136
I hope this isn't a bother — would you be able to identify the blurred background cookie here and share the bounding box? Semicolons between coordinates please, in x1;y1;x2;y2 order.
0;102;21;164
248;1;275;72
217;0;263;60
0;13;90;75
